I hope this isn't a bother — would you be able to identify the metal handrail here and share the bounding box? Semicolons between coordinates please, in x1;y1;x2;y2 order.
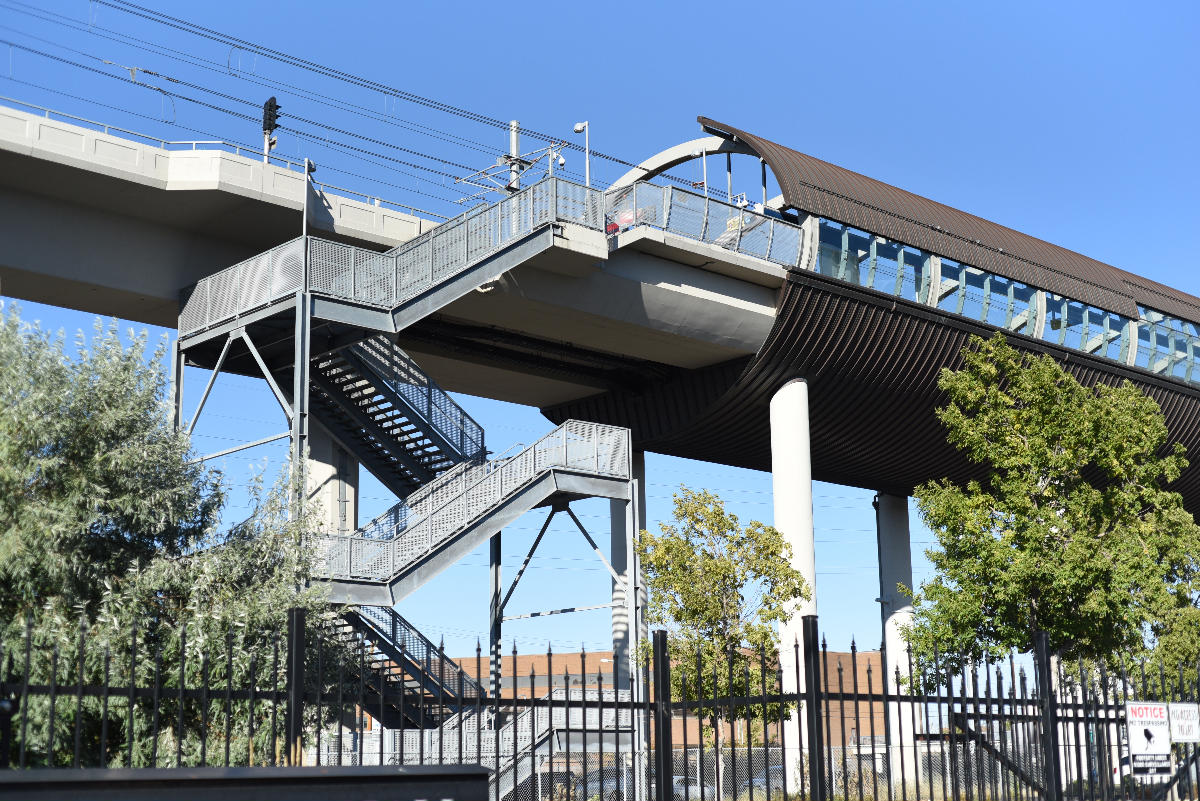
353;605;485;700
356;440;524;540
180;177;605;336
347;336;485;462
394;686;632;790
315;421;630;583
604;180;806;269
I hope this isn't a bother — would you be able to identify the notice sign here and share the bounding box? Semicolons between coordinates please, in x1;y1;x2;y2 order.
1171;703;1200;743
1127;702;1172;775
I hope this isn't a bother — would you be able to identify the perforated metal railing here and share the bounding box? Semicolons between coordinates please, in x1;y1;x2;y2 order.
314;421;630;583
606;181;806;268
178;238;307;335
347;336;486;462
353;605;485;700
178;177;800;338
179;178;606;336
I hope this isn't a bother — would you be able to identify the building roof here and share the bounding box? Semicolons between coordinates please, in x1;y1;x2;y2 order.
697;117;1200;325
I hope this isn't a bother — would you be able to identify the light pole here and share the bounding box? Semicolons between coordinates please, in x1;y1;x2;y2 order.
573;121;590;187
301;158;316;235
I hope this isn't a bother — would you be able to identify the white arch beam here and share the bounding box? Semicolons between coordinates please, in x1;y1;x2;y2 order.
609;135;756;190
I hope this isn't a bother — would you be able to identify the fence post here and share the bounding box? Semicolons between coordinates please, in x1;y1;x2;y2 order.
0;697;14;769
802;615;826;801
652;630;673;801
286;607;307;766
1035;630;1063;801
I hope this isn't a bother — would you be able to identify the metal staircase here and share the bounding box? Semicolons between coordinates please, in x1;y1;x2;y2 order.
323;614;428;731
177;177;637;758
315;421;632;605
178;178;605;341
308;335;485;499
311;685;633;799
341;605;485;711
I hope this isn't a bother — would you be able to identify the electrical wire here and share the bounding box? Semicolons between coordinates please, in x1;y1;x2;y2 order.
4;70;460;211
94;0;689;182
0;38;471;178
0;0;503;157
0;41;467;203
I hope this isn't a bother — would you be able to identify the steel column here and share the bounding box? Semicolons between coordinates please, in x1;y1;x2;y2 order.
290;292;311;517
802;616;826;801
285;607;306;766
489;531;502;699
169;338;185;432
651;630;673;801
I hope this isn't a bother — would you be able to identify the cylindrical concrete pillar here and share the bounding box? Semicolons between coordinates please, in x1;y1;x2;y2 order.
875;492;916;792
305;422;359;534
771;378;816;790
772;379;817;622
876;493;914;675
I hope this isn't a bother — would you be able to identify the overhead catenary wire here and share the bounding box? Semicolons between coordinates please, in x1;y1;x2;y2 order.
6;0;707;205
0;39;471;178
93;0;695;184
0;42;472;204
0;0;503;157
0;75;463;209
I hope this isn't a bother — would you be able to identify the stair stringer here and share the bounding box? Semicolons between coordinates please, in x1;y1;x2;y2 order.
338;345;470;466
390;227;556;333
309;368;437;490
324;469;631;607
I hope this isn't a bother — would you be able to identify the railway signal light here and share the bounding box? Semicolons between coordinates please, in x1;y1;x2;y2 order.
262;96;281;134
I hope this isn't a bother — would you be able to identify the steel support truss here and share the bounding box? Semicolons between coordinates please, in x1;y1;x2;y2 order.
172;292;312;516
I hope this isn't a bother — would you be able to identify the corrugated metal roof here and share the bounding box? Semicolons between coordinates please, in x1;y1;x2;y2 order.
544;272;1200;514
698;116;1200;324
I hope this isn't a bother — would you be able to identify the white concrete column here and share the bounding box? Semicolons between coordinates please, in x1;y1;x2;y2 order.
771;379;816;790
305;421;359;534
875;492;916;791
610;450;647;692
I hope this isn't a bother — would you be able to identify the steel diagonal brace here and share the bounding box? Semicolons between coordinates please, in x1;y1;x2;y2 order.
240;329;294;421
186;333;234;435
503;602;617;623
191;430;291;465
565;505;626;590
499;505;558;614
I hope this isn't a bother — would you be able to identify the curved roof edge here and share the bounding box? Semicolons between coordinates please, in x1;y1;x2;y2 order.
698;116;1200;324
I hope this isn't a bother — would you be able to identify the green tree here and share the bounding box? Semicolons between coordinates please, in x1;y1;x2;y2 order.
636;487;809;742
907;333;1200;669
0;309;223;621
0;305;349;766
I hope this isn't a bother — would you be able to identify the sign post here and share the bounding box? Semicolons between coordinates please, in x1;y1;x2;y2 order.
1126;702;1172;777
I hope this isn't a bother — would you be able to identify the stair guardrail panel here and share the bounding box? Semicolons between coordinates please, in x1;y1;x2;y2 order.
314;421;630;583
389;687;631;787
179;237;306;335
180;178;605;336
180;176;803;339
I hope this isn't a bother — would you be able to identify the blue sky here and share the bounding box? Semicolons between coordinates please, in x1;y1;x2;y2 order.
1;0;1197;657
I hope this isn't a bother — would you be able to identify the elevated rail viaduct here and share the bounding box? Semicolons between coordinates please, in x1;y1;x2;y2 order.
4;100;1200;768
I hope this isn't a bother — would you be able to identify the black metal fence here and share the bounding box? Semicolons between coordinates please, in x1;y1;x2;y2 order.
4;609;1199;801
654;618;1200;801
